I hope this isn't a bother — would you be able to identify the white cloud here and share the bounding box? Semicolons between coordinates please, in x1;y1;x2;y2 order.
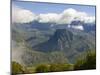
71;25;84;30
38;13;59;23
36;8;95;24
12;5;95;24
12;5;36;23
58;8;77;24
84;16;95;23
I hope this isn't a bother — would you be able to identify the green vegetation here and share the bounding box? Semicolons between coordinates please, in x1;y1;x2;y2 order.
49;64;73;72
12;61;24;75
35;64;50;73
74;50;96;70
12;50;96;74
35;63;73;73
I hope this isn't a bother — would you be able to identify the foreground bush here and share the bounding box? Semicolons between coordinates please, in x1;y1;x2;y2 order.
49;64;73;72
74;50;96;70
35;64;50;73
12;61;24;75
35;63;73;73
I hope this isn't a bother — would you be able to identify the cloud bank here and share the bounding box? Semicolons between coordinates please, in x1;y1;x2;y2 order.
12;5;95;24
12;5;36;23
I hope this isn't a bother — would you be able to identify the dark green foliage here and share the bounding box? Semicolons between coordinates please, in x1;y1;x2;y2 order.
12;61;24;75
74;50;96;70
49;64;73;72
34;63;73;73
35;64;50;73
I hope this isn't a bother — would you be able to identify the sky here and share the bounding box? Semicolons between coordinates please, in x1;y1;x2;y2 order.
12;0;96;24
12;1;95;16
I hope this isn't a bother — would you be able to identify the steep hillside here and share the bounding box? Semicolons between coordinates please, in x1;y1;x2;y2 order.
33;29;95;52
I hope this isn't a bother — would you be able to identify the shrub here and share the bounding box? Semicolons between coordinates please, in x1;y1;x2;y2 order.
35;64;50;73
35;63;73;73
49;64;73;72
12;61;24;75
74;50;96;70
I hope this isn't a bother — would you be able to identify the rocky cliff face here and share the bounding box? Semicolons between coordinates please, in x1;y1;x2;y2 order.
33;29;95;53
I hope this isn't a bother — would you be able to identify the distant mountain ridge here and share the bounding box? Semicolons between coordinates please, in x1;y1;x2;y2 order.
14;20;96;32
33;29;95;53
12;21;96;65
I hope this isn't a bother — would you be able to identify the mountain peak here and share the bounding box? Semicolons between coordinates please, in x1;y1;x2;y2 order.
51;29;73;41
32;27;95;53
33;29;74;52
